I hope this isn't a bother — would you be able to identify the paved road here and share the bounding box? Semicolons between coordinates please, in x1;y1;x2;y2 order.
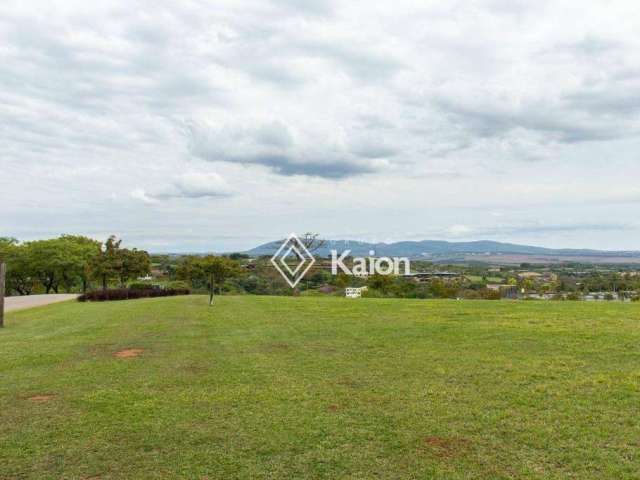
4;294;79;312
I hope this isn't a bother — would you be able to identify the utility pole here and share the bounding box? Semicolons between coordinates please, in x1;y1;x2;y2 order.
0;262;5;328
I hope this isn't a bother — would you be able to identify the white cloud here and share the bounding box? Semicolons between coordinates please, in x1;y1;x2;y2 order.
132;172;233;202
130;188;159;205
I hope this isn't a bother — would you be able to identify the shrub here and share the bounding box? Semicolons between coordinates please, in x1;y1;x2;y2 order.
78;288;190;302
459;288;501;300
362;288;390;298
165;280;190;290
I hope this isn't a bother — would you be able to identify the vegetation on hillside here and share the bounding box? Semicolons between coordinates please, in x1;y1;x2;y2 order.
2;235;640;301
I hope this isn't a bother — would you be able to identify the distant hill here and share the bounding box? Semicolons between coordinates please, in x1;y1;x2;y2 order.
246;239;640;262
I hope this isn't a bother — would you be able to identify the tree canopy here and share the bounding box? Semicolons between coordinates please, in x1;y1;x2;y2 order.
1;235;150;295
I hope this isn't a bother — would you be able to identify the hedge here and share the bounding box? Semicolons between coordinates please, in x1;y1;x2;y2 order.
78;288;190;302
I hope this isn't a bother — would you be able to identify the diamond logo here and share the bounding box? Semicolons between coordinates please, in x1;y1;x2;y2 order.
271;233;316;288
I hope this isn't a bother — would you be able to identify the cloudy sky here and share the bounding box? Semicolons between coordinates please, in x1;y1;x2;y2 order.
1;0;639;252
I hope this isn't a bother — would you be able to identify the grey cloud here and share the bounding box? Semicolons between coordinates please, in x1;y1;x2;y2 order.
563;88;640;117
254;154;378;178
185;121;382;178
433;96;634;147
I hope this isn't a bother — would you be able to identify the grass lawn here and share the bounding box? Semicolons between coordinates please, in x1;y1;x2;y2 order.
1;296;639;479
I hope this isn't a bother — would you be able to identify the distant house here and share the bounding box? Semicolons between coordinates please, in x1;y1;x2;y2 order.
345;287;367;298
487;284;519;299
150;268;165;278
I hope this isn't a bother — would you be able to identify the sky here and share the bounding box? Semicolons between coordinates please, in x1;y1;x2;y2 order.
1;0;639;252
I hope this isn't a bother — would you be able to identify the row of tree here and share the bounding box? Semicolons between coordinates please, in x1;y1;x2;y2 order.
0;235;150;295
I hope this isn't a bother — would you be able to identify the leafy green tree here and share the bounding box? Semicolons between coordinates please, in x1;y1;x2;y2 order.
0;239;36;295
119;248;151;286
59;235;101;293
26;239;69;293
176;256;201;288
182;256;241;305
90;236;124;291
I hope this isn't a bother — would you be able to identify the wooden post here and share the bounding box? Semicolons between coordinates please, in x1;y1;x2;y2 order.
0;262;5;328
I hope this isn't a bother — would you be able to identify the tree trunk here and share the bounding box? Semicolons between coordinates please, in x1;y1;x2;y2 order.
209;273;214;306
0;262;5;328
102;274;107;291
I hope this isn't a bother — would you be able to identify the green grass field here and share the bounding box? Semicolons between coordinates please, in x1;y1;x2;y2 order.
1;296;639;479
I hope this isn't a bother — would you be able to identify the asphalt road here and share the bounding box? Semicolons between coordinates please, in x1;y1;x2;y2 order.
4;294;79;312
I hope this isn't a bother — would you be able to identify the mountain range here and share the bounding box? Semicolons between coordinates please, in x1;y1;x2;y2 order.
246;239;640;263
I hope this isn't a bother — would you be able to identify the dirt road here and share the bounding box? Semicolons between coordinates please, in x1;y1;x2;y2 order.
4;294;79;312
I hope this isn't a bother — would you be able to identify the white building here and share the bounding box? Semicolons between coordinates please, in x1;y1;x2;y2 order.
345;287;368;298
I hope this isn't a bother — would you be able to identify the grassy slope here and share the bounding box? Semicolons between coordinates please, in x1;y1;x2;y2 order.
0;296;639;479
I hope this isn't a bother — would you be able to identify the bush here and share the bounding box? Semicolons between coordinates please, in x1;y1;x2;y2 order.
78;288;190;302
462;288;502;300
165;280;190;290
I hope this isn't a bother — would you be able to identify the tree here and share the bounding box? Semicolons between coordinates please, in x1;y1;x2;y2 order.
0;239;36;295
89;236;151;290
176;256;201;287
90;236;123;291
59;235;101;293
26;239;66;294
119;248;151;286
299;232;326;256
193;256;241;305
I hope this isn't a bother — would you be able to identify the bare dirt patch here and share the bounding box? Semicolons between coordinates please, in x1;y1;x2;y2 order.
327;404;340;412
28;395;56;403
422;436;470;458
113;348;145;358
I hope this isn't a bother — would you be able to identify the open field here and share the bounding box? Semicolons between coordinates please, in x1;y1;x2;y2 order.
1;296;639;479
